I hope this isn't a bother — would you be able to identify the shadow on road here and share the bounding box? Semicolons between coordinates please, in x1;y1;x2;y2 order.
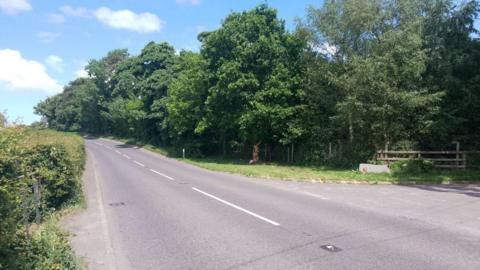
115;143;139;149
403;184;480;198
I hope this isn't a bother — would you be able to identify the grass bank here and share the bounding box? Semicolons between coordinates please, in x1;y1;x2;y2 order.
103;136;480;184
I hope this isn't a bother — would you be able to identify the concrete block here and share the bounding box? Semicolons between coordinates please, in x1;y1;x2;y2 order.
359;163;390;173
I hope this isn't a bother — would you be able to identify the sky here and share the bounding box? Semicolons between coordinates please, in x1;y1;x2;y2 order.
0;0;321;124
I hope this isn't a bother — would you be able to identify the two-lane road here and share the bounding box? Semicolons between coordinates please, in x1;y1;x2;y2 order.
64;138;480;270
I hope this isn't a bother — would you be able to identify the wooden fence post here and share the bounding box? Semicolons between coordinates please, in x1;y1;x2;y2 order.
453;141;460;168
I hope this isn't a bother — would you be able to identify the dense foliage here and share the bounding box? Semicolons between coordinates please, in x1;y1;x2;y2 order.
35;1;480;166
0;128;84;269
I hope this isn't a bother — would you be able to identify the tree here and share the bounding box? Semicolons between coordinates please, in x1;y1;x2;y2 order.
35;78;101;132
165;51;209;152
0;111;6;128
421;0;480;148
199;4;307;159
305;0;443;162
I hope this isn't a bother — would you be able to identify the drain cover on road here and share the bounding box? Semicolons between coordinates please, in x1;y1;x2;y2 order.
320;244;341;252
109;202;125;207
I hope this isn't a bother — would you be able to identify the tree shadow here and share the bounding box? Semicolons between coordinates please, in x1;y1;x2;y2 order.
83;134;98;140
115;143;140;149
399;183;480;198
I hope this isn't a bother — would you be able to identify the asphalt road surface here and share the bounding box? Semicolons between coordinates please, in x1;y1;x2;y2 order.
63;138;480;270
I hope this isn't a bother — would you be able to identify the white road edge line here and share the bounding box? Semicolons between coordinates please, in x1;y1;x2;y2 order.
123;154;131;159
191;187;280;226
150;169;175;181
133;160;145;167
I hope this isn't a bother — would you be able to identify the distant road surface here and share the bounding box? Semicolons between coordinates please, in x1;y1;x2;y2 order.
63;138;480;270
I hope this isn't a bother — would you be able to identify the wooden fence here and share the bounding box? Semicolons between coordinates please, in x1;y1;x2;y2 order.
376;150;469;169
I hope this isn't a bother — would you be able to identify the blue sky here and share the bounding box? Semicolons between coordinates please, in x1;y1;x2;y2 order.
0;0;321;124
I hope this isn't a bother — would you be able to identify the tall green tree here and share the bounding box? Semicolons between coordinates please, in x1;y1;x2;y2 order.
421;0;480;148
305;0;443;162
199;4;306;157
165;51;209;152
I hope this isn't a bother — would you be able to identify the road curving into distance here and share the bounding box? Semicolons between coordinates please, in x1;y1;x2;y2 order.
64;138;480;270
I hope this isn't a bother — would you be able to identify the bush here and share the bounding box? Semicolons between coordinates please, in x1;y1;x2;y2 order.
3;215;82;270
0;128;85;269
390;159;434;174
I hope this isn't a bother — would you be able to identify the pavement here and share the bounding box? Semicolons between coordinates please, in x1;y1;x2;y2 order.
62;138;480;270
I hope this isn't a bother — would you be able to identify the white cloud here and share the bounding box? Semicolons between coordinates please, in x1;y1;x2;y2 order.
196;25;208;34
0;49;62;94
311;42;337;56
45;55;63;73
48;13;65;24
0;0;31;14
76;68;88;78
37;31;61;43
60;5;88;17
93;7;164;33
75;61;89;78
48;5;88;24
176;0;201;5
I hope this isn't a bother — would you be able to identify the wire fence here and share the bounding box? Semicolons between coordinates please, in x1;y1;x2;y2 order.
15;172;43;236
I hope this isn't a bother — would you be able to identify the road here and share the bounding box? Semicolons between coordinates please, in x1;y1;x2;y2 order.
63;138;480;270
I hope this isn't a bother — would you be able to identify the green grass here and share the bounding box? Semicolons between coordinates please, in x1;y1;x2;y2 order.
182;157;480;184
102;135;480;184
21;212;84;270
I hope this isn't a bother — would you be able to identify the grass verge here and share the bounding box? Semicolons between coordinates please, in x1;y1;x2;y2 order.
14;211;84;270
102;136;480;184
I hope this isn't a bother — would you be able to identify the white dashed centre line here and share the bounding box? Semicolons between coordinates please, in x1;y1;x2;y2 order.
301;191;330;200
133;160;145;167
115;150;121;154
191;187;280;226
149;169;175;181
123;154;131;159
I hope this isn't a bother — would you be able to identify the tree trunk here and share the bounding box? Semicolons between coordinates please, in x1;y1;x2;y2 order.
264;143;268;162
250;141;261;164
348;113;354;143
268;144;272;161
221;134;226;156
291;143;294;163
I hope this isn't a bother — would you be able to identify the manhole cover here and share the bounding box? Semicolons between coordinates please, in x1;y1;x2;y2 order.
320;244;341;252
109;202;125;207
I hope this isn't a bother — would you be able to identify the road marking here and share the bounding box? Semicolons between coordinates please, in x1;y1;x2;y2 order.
133;160;145;167
150;169;175;181
94;142;101;146
115;150;121;154
122;154;131;159
302;191;330;200
191;187;280;226
105;146;113;150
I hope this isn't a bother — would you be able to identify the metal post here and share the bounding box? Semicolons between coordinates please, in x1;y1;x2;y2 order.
33;179;41;224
